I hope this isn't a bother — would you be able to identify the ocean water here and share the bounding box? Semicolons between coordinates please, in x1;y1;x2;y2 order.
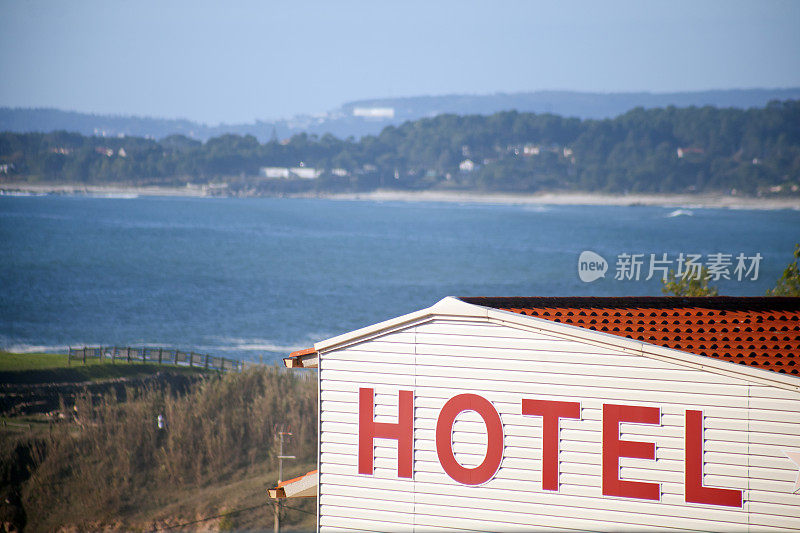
1;195;798;363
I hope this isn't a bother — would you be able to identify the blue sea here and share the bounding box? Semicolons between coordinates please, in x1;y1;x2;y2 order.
1;195;798;363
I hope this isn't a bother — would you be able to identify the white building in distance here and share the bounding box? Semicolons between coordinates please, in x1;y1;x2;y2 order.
260;167;321;179
353;107;395;119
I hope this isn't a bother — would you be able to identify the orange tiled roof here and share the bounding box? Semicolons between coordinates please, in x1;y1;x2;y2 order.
276;469;318;488
288;347;316;358
459;297;800;376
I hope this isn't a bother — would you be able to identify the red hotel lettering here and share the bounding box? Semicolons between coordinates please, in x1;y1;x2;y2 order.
358;387;413;478
602;403;661;501
521;399;581;491
435;394;504;485
685;410;743;507
356;390;744;506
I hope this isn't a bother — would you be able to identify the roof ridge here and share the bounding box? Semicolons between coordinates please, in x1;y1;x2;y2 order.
460;296;800;311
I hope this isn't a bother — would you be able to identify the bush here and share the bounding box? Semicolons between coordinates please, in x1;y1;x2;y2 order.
20;366;316;530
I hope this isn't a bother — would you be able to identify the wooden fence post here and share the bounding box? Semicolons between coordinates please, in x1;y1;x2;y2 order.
83;346;86;365
127;347;131;363
158;348;163;365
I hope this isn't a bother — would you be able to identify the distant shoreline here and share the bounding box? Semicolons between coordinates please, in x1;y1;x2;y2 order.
2;183;799;210
323;190;800;210
0;183;209;198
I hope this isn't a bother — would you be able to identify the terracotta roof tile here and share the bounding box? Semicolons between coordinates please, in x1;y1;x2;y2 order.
288;347;316;358
460;297;800;376
276;469;318;489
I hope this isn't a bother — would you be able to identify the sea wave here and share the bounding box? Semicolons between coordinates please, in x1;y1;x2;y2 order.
666;209;694;217
86;193;139;199
1;339;311;357
0;191;47;197
203;337;308;353
233;343;306;352
522;205;552;213
3;343;73;354
131;342;177;349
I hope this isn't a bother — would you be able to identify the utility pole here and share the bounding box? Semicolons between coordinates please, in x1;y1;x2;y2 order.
273;428;295;533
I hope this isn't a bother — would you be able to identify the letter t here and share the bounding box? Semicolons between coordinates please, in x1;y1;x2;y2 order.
522;399;581;491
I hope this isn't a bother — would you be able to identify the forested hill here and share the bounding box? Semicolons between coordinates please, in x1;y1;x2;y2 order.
4;88;800;141
342;88;800;124
1;101;799;196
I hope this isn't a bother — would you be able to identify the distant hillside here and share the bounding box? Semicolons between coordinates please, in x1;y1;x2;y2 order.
3;101;799;197
343;88;800;122
2;88;799;142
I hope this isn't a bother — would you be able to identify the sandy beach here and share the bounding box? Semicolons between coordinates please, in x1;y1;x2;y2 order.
325;190;800;210
2;183;799;210
0;183;210;198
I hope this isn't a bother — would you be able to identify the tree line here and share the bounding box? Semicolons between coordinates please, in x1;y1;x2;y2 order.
1;100;798;195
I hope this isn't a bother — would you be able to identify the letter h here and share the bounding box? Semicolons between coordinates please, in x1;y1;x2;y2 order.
359;388;414;478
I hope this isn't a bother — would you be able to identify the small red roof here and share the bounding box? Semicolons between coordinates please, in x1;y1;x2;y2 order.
276;469;318;489
288;347;316;358
460;297;800;376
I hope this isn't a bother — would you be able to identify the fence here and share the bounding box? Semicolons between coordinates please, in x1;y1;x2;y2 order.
67;346;247;373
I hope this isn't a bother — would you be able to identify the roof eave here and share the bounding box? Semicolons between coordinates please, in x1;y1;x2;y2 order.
268;470;318;499
283;349;319;369
313;296;487;354
294;296;800;393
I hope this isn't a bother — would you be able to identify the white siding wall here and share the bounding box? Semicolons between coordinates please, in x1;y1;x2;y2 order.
318;318;800;532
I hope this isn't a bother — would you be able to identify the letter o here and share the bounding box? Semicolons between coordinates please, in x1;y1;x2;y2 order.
435;393;504;485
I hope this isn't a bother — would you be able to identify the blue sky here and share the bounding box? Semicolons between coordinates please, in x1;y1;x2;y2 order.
1;0;798;124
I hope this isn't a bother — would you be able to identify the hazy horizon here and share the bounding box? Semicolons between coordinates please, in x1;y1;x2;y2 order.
1;0;799;125
5;87;800;127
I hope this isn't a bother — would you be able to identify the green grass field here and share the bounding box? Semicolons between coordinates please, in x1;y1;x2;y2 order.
0;351;209;384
